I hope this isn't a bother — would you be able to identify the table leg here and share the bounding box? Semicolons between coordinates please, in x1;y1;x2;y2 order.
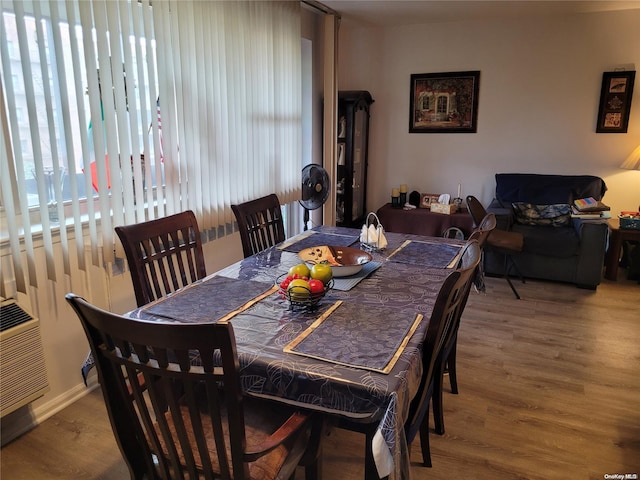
605;229;623;281
364;429;384;480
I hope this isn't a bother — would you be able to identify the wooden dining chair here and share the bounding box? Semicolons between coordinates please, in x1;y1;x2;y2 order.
405;239;480;468
441;213;495;393
115;210;207;307
66;293;323;480
231;194;286;258
432;236;484;438
474;212;497;248
337;241;480;473
466;195;525;299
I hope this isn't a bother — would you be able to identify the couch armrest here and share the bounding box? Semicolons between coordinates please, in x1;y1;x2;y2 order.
572;219;609;289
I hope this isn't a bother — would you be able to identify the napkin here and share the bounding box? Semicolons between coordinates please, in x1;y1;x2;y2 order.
360;224;388;249
438;193;451;204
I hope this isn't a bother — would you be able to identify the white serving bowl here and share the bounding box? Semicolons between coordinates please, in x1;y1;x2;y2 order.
298;245;373;277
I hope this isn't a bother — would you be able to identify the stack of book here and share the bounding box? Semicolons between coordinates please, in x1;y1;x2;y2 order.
571;197;611;219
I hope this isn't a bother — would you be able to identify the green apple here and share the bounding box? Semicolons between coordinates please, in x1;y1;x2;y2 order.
310;263;333;285
288;263;311;278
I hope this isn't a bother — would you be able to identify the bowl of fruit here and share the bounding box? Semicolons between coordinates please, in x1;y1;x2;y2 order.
276;263;334;310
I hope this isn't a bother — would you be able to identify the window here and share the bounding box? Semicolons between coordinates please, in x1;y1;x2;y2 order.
2;7;162;207
437;95;448;114
1;1;302;295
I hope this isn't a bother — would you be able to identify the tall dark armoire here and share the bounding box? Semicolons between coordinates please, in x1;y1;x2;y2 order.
336;90;373;227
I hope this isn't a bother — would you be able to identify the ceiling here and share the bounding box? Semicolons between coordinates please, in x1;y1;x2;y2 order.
318;1;640;27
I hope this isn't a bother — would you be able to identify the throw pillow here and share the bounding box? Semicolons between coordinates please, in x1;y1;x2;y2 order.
512;203;571;227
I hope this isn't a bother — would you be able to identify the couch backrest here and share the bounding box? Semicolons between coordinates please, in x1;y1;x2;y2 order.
494;173;607;205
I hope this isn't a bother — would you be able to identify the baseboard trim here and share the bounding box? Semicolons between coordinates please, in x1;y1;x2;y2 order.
0;382;99;446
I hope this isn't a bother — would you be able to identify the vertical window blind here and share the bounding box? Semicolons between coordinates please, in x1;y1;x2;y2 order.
0;0;302;296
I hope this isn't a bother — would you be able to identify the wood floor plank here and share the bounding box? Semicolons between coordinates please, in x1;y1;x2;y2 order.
1;274;638;479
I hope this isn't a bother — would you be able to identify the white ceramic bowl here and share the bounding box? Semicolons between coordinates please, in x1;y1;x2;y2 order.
298;245;373;277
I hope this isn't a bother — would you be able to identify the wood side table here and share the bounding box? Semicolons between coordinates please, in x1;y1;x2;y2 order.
376;203;474;237
604;218;640;280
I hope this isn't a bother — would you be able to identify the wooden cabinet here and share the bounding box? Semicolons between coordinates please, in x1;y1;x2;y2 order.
336;91;373;227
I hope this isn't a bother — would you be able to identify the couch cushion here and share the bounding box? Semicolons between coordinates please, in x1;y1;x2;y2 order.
495;173;607;205
512;224;580;257
512;202;571;227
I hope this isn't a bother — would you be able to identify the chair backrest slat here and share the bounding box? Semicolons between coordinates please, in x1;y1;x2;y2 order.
475;213;496;247
115;210;207;306
231;194;286;258
465;195;488;227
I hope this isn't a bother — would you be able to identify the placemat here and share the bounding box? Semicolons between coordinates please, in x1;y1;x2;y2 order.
331;261;382;291
388;240;461;268
284;301;423;373
134;276;276;324
279;231;358;253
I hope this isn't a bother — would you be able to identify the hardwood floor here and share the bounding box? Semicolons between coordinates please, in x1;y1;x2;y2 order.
2;274;638;479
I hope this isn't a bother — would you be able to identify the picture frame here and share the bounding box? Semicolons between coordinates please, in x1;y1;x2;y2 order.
596;70;635;133
409;71;480;133
420;193;441;208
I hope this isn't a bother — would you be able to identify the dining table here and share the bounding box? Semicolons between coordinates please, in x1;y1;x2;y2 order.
127;225;466;480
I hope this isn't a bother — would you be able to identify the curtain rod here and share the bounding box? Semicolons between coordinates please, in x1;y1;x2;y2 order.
301;0;341;18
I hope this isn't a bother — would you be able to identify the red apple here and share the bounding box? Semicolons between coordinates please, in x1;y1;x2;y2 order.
308;279;325;294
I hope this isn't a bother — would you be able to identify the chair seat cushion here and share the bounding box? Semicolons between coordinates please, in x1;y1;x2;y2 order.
512;224;580;257
487;229;524;252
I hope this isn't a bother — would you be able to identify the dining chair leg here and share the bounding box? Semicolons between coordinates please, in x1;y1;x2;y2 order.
305;462;321;480
418;403;433;467
301;417;326;480
503;254;524;300
433;367;446;436
434;337;460;437
447;342;459;395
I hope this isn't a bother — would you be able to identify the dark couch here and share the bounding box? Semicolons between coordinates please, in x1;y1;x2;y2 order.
485;173;609;289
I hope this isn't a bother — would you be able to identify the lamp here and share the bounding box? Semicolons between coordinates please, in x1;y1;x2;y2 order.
620;145;640;170
620;145;640;212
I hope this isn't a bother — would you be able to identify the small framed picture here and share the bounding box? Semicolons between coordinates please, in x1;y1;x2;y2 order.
420;193;440;208
596;70;635;133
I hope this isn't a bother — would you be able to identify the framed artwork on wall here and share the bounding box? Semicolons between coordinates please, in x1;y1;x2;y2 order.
409;71;480;133
596;70;635;133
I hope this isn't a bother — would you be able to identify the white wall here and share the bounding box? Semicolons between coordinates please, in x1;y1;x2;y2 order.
337;9;640;213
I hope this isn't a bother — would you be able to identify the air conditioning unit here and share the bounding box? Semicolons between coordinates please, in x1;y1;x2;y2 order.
0;299;49;418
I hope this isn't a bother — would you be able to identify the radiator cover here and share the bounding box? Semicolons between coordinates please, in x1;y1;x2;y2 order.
0;299;49;417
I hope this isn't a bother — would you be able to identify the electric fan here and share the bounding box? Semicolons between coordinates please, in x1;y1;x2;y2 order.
300;164;330;230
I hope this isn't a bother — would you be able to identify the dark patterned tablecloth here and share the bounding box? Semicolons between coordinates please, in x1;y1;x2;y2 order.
128;226;464;480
